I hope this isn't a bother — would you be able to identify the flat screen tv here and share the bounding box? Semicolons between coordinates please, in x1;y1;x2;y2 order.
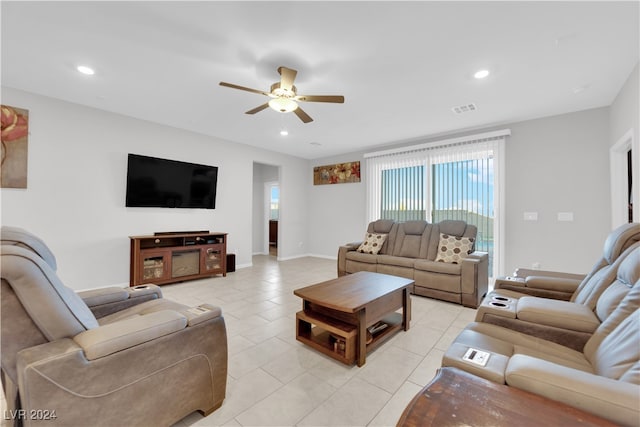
126;154;218;209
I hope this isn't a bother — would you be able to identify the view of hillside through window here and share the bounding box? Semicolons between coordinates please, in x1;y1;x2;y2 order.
381;157;494;275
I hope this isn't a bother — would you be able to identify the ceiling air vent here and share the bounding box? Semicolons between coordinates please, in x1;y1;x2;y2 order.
451;103;477;114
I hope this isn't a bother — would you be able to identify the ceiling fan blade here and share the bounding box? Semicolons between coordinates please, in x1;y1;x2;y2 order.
294;106;313;123
295;95;345;103
277;67;297;91
219;81;270;97
245;103;270;115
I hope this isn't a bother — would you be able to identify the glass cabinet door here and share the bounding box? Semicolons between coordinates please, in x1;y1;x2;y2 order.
140;250;170;282
203;247;222;272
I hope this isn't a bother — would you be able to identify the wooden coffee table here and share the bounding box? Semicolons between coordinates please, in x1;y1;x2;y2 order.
397;367;616;426
294;271;414;367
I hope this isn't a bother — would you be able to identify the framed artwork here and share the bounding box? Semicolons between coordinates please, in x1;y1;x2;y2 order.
1;105;29;188
313;161;361;185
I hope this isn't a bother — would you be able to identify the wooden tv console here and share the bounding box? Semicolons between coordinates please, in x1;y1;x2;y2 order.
129;231;227;287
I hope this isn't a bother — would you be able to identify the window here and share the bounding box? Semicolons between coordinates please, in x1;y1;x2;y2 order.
431;157;495;275
269;184;279;220
365;130;507;278
380;165;426;221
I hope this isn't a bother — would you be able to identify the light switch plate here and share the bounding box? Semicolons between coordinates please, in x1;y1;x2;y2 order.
523;212;538;221
558;212;574;221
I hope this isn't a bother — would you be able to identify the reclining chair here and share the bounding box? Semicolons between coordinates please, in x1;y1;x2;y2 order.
476;243;640;350
1;227;227;426
492;222;640;300
443;278;640;426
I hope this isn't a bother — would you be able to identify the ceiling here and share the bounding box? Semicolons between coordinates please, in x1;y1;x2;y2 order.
2;2;638;159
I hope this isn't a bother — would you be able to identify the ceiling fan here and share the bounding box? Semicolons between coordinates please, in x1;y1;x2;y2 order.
219;66;344;123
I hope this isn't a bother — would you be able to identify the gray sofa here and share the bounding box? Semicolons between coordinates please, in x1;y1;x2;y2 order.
338;219;489;308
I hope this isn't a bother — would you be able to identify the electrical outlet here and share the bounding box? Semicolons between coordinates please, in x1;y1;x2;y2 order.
523;212;538;221
532;262;541;269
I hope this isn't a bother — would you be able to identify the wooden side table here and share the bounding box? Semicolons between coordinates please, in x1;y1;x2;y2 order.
397;367;616;427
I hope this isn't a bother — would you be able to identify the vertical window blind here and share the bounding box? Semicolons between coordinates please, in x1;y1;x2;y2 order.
364;130;508;277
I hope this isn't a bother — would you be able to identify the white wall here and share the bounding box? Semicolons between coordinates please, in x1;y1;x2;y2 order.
307;156;367;259
502;108;610;274
308;107;612;276
610;63;639;148
1;88;309;289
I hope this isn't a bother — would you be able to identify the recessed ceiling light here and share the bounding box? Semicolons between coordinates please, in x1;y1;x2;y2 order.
474;69;490;79
280;130;289;136
77;65;95;75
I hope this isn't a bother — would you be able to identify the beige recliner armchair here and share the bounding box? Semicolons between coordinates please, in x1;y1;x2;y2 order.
1;228;227;427
476;243;640;350
443;281;640;426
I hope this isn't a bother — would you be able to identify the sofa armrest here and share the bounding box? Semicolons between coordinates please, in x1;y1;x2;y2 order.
79;284;163;319
494;274;579;300
460;251;489;308
525;276;582;293
506;355;639;426
337;242;362;276
78;287;130;307
514;268;586;281
73;310;187;360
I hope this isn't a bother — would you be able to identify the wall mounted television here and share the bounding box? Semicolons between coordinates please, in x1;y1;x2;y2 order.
125;154;218;209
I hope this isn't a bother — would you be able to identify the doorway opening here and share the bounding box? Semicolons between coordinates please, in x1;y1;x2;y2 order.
610;130;637;227
267;182;279;257
252;162;280;259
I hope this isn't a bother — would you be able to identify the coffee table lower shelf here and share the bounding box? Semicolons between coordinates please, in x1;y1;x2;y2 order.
296;310;402;365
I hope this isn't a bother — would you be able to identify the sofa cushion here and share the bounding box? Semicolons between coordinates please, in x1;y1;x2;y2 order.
1;226;58;270
438;220;469;237
377;254;415;268
516;297;600;333
589;310;640;381
414;259;462;274
357;233;387;254
435;233;475;264
2;246;99;341
345;250;379;264
392;221;430;258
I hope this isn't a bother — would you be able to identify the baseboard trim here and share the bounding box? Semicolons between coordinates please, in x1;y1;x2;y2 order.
236;262;252;269
275;254;337;262
308;254;337;261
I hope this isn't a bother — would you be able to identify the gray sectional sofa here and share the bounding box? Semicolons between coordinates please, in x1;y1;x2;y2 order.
440;222;640;425
338;219;489;308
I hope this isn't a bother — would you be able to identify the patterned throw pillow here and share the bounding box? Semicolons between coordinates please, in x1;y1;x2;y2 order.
434;233;475;264
357;233;388;254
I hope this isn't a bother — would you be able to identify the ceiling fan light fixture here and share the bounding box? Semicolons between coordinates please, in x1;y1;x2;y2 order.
269;97;298;113
76;65;95;75
474;69;490;79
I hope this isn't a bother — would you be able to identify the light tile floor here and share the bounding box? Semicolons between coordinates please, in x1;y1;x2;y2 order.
163;255;478;427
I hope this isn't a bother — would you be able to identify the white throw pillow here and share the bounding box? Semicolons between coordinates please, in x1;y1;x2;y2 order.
357;233;388;254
